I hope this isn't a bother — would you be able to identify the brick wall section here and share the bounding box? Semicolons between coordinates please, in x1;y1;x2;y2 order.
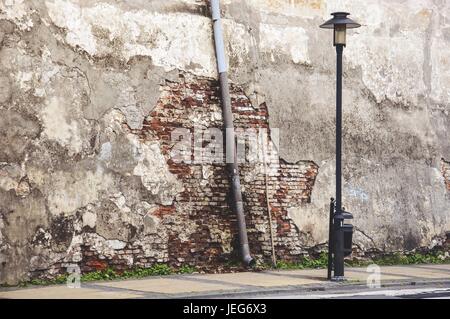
134;74;318;265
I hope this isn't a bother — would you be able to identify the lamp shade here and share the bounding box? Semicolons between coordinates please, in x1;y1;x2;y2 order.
320;12;361;29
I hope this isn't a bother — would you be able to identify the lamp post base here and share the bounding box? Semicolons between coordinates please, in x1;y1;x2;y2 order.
331;276;347;282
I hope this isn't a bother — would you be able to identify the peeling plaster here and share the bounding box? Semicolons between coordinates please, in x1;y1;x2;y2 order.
41;97;84;155
45;0;217;77
46;167;115;216
130;136;183;205
259;23;310;65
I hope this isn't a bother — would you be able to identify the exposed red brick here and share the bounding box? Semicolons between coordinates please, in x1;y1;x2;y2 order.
86;260;108;271
152;205;176;219
138;75;319;264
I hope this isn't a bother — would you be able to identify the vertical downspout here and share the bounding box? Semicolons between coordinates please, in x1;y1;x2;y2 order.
210;0;255;267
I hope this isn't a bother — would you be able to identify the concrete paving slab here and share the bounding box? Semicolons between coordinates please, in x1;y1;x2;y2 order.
96;278;239;294
267;265;450;282
194;272;322;287
267;268;405;282
377;266;450;280
345;269;408;281
0;286;141;299
264;269;327;281
413;264;450;273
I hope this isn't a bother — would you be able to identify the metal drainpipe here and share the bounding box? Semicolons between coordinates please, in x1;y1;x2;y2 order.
210;0;255;267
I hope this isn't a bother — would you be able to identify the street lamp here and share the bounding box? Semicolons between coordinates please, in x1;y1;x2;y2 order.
320;12;361;46
320;12;361;281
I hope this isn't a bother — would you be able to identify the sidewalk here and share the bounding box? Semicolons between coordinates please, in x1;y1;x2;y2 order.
1;264;449;299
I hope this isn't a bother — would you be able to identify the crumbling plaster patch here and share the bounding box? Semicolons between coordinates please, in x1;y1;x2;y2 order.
45;167;115;216
83;60;169;129
0;164;21;192
429;2;450;104
0;0;35;30
130;136;184;206
41;97;84;155
343;1;431;106
0;74;12;103
287;206;328;247
45;0;217;77
259;23;310;65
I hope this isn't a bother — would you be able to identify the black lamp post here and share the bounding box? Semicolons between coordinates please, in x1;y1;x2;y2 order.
320;12;361;281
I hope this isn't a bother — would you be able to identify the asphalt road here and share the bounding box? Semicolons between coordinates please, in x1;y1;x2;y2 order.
257;286;450;299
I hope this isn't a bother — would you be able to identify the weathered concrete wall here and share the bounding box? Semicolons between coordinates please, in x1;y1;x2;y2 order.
0;0;449;284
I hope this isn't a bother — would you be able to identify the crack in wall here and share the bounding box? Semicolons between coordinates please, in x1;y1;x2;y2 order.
354;226;379;252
